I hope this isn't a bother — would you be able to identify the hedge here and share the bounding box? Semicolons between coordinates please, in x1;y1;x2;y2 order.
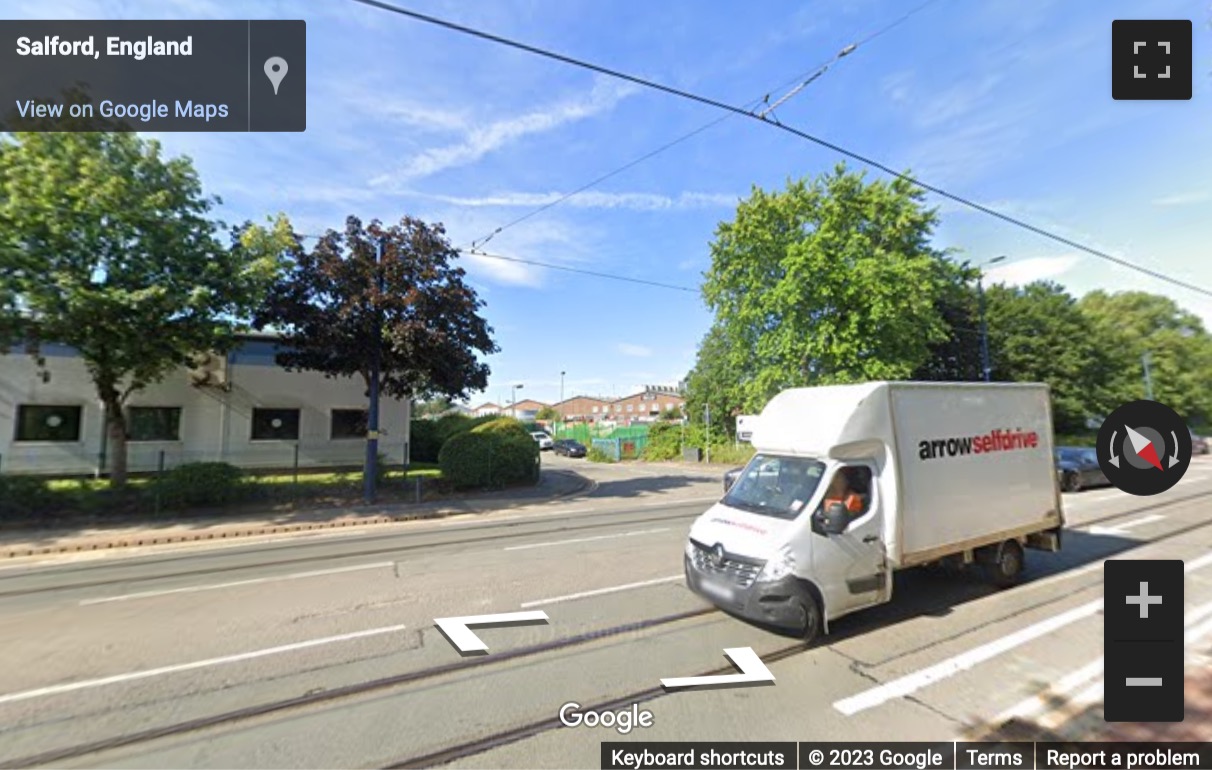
157;462;247;509
640;420;756;464
410;413;499;463
0;475;60;518
438;417;540;490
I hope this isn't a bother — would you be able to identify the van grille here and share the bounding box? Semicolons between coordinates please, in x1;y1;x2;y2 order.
689;539;764;588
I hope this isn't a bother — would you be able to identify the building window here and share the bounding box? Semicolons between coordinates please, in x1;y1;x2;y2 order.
614;405;621;413
665;403;675;411
331;409;368;440
592;406;599;413
251;408;300;441
127;407;182;442
626;404;634;413
15;404;82;442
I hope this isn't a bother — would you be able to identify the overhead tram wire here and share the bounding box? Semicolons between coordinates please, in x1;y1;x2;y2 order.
348;0;1212;300
462;0;943;251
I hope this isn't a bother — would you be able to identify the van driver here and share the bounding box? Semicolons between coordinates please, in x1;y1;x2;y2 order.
824;470;865;516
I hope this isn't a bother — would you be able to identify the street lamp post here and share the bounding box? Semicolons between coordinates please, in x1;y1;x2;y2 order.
512;384;523;419
978;255;1006;383
559;371;565;435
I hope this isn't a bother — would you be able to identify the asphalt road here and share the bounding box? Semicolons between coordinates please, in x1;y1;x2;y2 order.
0;455;1210;769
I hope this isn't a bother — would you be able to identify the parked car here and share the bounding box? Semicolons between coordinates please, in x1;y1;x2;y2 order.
1191;429;1210;456
1054;446;1108;492
553;439;586;458
530;431;554;451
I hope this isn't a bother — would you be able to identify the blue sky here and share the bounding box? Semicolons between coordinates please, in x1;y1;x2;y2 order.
9;0;1212;407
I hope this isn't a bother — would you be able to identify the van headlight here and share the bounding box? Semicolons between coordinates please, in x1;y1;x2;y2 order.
756;548;795;583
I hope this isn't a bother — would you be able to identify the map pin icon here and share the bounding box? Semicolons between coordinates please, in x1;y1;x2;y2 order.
264;57;288;95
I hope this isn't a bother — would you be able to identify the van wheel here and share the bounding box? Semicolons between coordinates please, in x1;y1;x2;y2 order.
799;595;823;645
987;541;1024;588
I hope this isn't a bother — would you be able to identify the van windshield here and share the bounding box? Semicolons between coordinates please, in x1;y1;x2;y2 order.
722;454;826;520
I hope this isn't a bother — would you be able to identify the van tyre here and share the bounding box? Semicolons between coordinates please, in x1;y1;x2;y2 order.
799;595;823;645
988;540;1024;589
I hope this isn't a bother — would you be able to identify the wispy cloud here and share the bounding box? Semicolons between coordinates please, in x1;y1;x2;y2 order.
892;24;1109;186
1152;191;1210;207
617;343;654;358
344;96;469;133
985;254;1080;286
881;71;915;105
371;77;637;184
401;189;738;211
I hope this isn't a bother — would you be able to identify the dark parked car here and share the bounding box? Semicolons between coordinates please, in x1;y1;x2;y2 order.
1191;429;1209;456
1054;446;1109;492
723;467;744;493
553;439;587;458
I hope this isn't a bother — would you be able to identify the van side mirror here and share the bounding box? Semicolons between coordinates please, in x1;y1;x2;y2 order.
820;502;849;535
723;469;741;493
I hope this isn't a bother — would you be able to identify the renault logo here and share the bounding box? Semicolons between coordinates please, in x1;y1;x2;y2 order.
710;543;726;568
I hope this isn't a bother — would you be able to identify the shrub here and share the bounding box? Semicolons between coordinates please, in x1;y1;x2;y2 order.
438;417;539;489
587;446;616;463
710;443;756;465
409;419;443;463
0;475;59;517
411;413;499;465
641;422;683;461
157;462;245;510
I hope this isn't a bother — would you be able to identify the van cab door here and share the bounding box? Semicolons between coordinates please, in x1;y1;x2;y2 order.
809;463;890;618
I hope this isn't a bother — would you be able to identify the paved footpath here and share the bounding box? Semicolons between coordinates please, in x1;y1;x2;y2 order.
0;468;592;559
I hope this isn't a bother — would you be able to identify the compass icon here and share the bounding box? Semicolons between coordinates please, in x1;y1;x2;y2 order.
1097;400;1192;496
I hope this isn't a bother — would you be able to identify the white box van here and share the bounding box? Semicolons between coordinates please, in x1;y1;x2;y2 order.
736;415;759;442
684;382;1063;642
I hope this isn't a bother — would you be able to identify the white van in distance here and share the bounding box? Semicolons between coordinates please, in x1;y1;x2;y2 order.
684;381;1063;643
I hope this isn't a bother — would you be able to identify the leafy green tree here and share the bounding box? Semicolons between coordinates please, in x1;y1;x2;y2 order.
0;132;291;487
912;261;985;381
536;405;560;422
983;281;1118;432
1078;290;1212;425
696;163;956;413
684;323;746;435
253;215;498;480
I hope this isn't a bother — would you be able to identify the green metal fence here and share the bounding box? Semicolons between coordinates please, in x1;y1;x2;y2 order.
590;436;649;460
554;423;650;443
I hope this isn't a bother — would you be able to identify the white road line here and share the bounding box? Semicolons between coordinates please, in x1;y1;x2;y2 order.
503;528;670;552
992;657;1106;723
910;558;1212;724
79;562;394;605
520;575;683;608
1087;513;1166;535
436;497;715;528
993;597;1212;725
1186;615;1212;646
1186;551;1212;573
0;623;408;706
833;598;1105;716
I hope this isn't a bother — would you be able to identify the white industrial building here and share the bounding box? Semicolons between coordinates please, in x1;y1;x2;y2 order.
0;334;411;476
